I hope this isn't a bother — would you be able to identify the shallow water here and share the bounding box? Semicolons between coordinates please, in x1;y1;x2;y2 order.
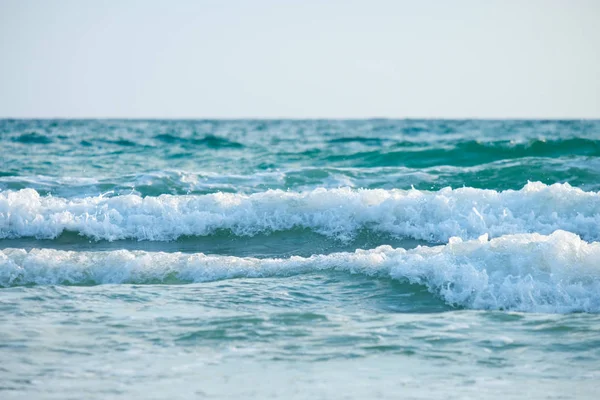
1;119;600;399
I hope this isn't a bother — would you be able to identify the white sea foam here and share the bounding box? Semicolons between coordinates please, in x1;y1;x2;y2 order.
1;182;599;242
1;230;600;313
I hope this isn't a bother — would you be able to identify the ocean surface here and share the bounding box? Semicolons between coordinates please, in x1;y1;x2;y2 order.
1;119;600;399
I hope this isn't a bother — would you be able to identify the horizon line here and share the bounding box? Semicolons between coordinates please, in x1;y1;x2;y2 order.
1;116;599;121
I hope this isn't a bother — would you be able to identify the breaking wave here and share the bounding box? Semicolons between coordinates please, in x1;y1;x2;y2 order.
1;230;599;313
1;182;599;242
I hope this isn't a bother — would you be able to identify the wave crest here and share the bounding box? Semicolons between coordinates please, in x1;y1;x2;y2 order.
2;230;599;313
1;182;599;242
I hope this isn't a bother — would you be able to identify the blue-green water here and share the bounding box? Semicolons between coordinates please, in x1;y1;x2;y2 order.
1;119;600;399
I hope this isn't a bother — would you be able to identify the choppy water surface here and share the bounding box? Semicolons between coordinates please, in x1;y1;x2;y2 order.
1;119;600;399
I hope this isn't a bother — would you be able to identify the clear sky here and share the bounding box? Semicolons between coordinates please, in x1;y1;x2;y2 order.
0;0;598;119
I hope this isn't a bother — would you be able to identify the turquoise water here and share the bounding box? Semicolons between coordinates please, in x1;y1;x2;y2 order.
1;119;600;399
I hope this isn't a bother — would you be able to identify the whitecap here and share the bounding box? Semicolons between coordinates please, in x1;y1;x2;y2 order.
1;182;599;242
2;230;599;313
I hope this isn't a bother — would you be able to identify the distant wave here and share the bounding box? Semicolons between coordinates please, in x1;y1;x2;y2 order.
153;133;243;149
2;158;600;197
1;182;599;242
2;230;599;313
331;138;600;168
11;132;53;144
8;130;243;150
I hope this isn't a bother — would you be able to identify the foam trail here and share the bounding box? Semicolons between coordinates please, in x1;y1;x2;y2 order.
2;230;600;313
1;183;600;242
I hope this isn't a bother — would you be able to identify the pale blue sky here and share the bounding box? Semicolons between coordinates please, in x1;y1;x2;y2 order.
1;0;598;118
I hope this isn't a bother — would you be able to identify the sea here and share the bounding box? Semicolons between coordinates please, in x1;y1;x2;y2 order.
1;119;600;399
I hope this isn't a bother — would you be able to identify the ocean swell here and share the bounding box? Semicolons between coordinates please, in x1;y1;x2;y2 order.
1;182;599;242
1;230;599;313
